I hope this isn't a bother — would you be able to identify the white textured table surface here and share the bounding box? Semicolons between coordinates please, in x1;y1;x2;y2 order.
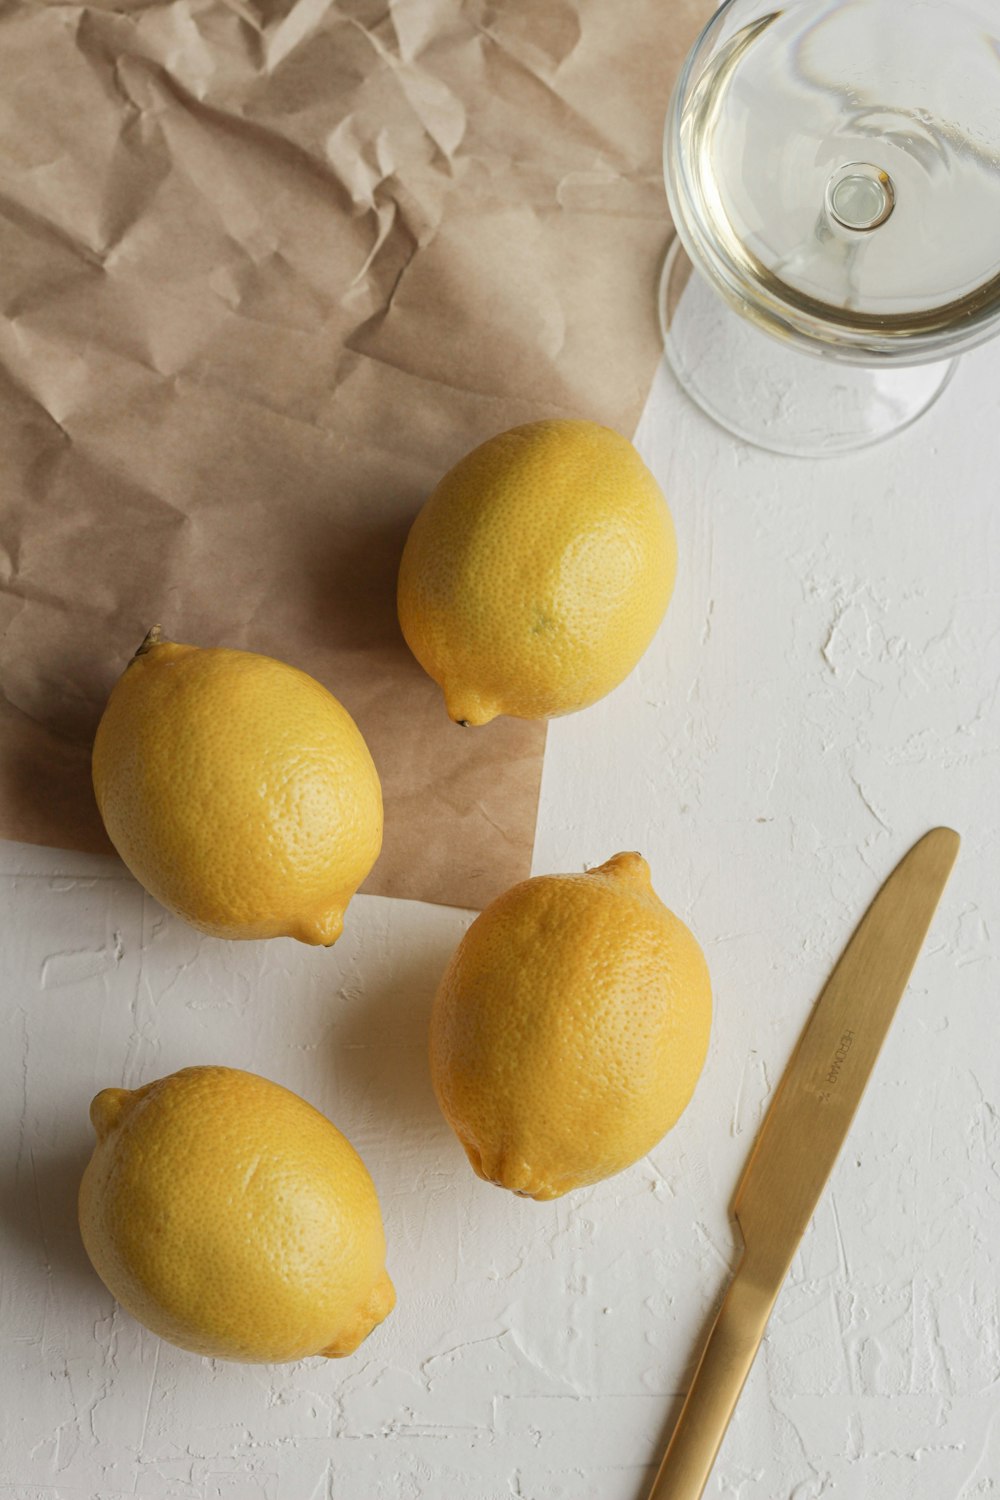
3;349;1000;1500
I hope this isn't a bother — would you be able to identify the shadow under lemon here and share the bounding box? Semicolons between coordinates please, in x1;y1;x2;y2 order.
0;1134;102;1305
328;927;465;1157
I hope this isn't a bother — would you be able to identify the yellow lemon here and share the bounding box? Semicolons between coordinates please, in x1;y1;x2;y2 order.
397;420;677;725
429;853;711;1199
79;1066;395;1362
92;629;382;944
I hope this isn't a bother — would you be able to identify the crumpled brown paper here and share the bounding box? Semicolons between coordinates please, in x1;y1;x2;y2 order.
0;0;707;911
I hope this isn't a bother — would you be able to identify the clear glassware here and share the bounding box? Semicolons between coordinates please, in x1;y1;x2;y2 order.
661;0;1000;456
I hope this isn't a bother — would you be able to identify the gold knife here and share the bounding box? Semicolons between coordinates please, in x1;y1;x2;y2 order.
646;826;960;1500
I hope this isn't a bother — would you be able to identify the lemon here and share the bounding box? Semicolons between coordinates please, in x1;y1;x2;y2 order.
78;1066;395;1362
92;629;382;944
429;853;711;1199
397;420;677;725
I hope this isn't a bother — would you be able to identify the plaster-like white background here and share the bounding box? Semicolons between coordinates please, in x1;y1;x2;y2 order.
3;344;999;1500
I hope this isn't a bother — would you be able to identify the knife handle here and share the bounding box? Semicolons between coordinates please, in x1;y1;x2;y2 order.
646;1257;779;1500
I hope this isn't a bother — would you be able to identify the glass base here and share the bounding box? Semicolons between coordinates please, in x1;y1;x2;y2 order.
658;241;958;458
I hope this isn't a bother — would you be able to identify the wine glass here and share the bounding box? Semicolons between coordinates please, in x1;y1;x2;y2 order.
661;0;1000;456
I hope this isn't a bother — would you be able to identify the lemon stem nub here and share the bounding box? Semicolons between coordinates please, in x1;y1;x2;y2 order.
132;624;164;660
90;1087;132;1140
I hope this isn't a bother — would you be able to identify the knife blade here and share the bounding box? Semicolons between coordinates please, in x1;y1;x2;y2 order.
646;826;960;1500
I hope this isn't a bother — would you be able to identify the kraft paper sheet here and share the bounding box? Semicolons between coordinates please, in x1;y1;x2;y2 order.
0;0;707;910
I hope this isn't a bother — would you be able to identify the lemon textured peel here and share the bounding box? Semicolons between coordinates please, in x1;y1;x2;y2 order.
92;629;382;945
429;852;712;1200
79;1066;395;1363
397;420;678;725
